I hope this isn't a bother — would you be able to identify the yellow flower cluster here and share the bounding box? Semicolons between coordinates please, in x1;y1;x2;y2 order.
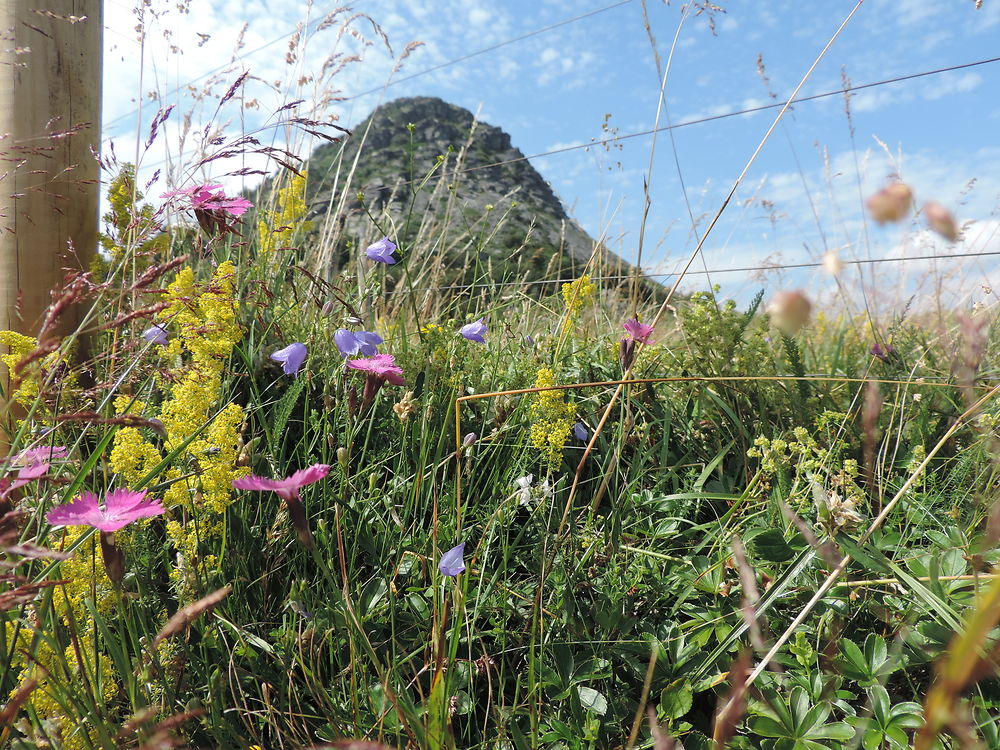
560;274;596;333
529;367;576;471
110;261;248;592
0;330;75;410
0;330;39;406
6;528;117;750
257;171;311;253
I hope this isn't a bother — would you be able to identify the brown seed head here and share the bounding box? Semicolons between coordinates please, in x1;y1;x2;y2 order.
866;182;913;224
923;201;959;242
767;290;812;335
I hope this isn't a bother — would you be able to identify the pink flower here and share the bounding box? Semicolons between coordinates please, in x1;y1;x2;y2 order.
232;464;330;547
46;489;165;532
232;464;331;501
161;183;252;217
162;183;253;239
11;445;68;466
0;460;51;500
346;354;405;386
620;319;654;371
623;319;654;344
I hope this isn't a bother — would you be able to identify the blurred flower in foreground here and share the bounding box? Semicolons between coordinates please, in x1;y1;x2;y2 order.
620;318;654;370
233;464;331;547
822;251;844;276
334;329;383;358
459;318;488;344
365;236;398;264
866;182;913;224
11;445;67;466
271;342;308;376
768;290;812;335
143;324;169;347
47;489;165;582
0;460;51;501
439;542;466;577
573;422;588;442
923;201;959;242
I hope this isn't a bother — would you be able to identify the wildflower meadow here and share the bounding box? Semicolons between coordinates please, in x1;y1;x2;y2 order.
2;3;1000;750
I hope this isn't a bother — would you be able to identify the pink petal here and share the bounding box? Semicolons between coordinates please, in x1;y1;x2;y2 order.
12;446;68;466
285;464;331;489
101;489;165;529
15;462;50;481
233;474;290;493
47;491;106;528
345;357;374;373
233;465;331;501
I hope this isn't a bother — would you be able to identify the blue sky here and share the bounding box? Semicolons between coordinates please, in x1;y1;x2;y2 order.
101;0;1000;310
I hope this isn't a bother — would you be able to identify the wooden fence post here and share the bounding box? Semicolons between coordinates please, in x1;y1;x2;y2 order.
0;0;103;447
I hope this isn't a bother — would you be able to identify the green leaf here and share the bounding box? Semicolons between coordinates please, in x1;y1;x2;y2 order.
577;686;608;716
750;528;794;563
271;373;308;448
748;716;790;739
660;679;693;720
809;722;855;741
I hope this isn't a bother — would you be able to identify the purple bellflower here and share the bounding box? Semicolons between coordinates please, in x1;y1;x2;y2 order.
233;464;331;547
572;422;588;442
459;318;488;344
271;342;308;376
143;324;169;347
439;542;466;577
334;329;383;358
365;237;398;264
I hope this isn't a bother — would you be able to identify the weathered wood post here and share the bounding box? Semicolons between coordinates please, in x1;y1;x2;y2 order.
0;0;103;446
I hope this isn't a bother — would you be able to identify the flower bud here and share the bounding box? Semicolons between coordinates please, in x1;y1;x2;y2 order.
768;290;812;335
337;446;349;468
923;201;958;242
99;532;125;584
462;432;477;447
866;182;913;224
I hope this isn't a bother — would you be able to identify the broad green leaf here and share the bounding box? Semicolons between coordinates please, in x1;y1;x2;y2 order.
577;686;608;716
660;678;693;720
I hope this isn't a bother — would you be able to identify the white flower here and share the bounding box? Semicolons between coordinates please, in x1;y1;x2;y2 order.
514;474;534;506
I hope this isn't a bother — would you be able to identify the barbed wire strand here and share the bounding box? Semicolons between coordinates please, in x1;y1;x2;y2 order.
129;53;1000;185
355;54;1000;195
384;248;1000;295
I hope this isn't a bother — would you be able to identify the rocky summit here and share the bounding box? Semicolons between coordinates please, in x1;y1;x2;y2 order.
303;96;637;289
